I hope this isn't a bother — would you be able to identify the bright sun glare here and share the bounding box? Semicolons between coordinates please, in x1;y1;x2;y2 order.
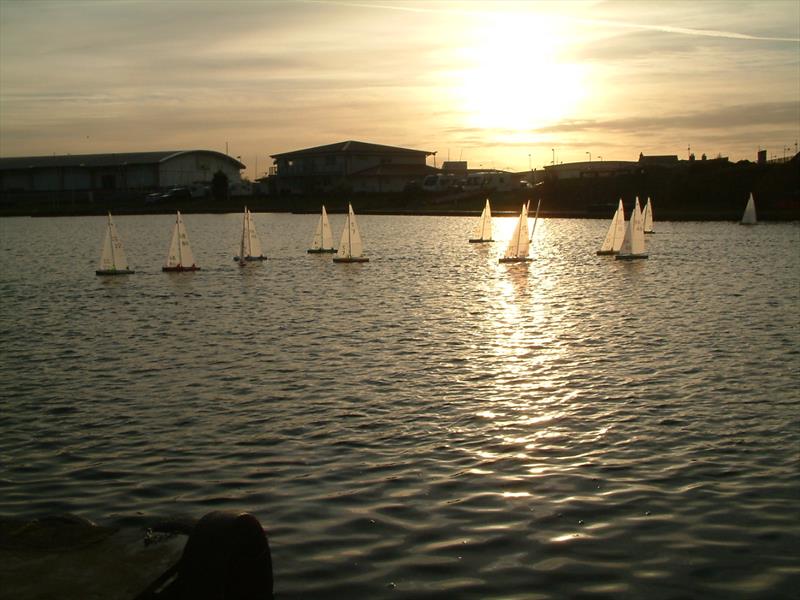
455;13;586;132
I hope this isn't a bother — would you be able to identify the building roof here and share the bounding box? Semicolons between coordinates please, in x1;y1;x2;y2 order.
544;160;637;171
638;154;679;165
442;161;468;172
0;150;245;170
271;140;434;159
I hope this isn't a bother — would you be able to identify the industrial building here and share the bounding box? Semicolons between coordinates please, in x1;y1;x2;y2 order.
0;150;245;194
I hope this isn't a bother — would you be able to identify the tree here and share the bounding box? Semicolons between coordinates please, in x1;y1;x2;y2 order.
211;170;229;201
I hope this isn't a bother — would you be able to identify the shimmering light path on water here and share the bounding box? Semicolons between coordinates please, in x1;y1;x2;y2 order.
1;214;798;599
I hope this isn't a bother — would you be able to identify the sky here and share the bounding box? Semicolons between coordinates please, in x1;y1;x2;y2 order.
1;0;798;178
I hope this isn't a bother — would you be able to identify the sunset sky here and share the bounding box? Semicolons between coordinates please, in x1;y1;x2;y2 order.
1;0;798;178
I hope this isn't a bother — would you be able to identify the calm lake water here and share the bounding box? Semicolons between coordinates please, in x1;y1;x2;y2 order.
1;213;798;599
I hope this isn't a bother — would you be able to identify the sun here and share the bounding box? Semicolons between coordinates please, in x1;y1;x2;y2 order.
453;13;586;132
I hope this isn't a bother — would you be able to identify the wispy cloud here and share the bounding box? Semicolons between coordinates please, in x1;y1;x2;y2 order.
533;102;800;134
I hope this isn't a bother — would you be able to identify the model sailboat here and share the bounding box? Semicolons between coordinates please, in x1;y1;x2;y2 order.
469;199;493;243
308;205;336;253
616;198;648;260
643;197;654;234
741;193;757;225
96;212;134;275
499;203;532;263
163;211;199;271
234;207;265;263
597;199;626;255
333;203;368;263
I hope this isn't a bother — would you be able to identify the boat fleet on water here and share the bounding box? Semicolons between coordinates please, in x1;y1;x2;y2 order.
95;193;759;275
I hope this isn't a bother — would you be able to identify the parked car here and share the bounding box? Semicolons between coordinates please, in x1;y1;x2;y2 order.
161;187;192;201
144;187;191;205
422;174;460;192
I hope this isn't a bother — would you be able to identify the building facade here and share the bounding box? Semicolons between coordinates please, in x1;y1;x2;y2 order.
269;140;435;194
0;150;245;193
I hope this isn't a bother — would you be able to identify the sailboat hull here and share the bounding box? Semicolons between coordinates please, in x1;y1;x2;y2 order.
596;250;617;256
233;255;266;261
468;238;493;243
307;248;337;254
96;269;135;276
499;257;532;263
333;257;369;263
162;265;200;272
615;253;648;260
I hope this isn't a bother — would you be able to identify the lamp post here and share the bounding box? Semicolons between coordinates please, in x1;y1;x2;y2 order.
597;155;603;161
551;148;554;166
586;151;591;162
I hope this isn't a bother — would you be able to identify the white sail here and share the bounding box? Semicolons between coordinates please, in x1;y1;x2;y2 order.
97;212;131;272
598;200;625;254
245;209;264;257
529;198;541;243
618;198;647;258
239;208;248;263
503;204;531;259
311;205;335;251
321;206;334;249
471;199;492;241
643;197;654;233
336;203;364;259
741;193;757;225
165;211;196;269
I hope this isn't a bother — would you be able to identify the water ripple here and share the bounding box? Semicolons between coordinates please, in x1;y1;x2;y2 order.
0;215;798;598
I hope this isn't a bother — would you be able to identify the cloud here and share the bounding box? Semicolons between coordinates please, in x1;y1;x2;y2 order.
533;102;800;134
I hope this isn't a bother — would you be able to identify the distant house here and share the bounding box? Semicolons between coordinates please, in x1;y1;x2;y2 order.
638;153;680;167
269;140;436;194
441;161;468;175
543;160;638;180
0;150;245;193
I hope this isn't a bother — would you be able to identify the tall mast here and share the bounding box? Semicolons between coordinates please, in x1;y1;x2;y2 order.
108;214;116;269
177;212;183;266
347;205;352;258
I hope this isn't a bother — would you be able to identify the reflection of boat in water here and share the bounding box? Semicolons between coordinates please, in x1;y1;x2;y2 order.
616;197;648;260
96;212;134;276
234;207;266;263
741;193;757;225
499;203;533;263
597;199;626;256
333;203;368;263
307;205;336;253
163;211;199;272
469;199;493;243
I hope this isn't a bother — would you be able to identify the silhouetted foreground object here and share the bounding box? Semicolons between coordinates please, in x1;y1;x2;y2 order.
138;511;273;600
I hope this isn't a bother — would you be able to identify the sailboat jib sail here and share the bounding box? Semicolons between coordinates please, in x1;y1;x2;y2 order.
643;197;654;234
333;203;368;263
616;198;648;260
235;207;266;261
741;193;757;225
469;199;494;243
529;198;542;243
499;203;533;263
96;212;134;275
308;205;337;253
163;211;200;272
597;199;626;255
